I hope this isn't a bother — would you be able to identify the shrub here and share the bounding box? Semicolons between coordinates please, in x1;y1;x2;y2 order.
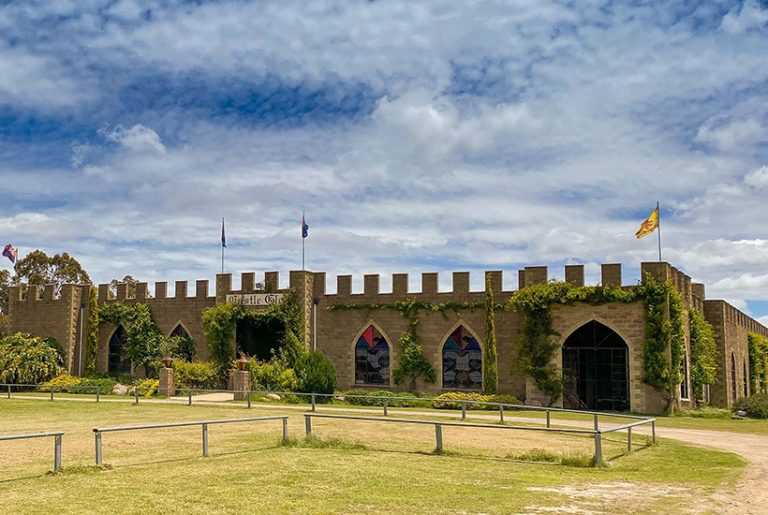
295;351;336;400
246;359;287;391
735;394;768;419
343;389;427;408
73;377;117;395
0;332;63;384
432;392;521;410
41;374;82;392
137;378;160;398
173;360;220;390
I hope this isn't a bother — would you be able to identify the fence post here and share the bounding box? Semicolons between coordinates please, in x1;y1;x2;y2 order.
499;405;504;424
282;418;288;443
627;426;632;453
435;424;443;453
593;414;599;431
95;432;102;465
383;400;388;417
188;389;192;406
311;394;316;412
247;392;252;409
546;409;551;429
54;434;62;472
50;389;54;401
652;421;656;444
202;424;209;457
594;431;602;465
134;387;139;405
96;387;100;403
461;401;466;420
7;384;10;399
304;415;312;436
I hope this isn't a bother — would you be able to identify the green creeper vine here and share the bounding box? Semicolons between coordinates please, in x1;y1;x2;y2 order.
83;286;99;373
99;302;164;375
201;292;304;368
748;333;768;395
507;276;686;408
483;275;499;394
689;308;718;403
391;306;436;390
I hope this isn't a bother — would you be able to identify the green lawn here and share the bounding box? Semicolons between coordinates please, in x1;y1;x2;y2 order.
0;399;746;514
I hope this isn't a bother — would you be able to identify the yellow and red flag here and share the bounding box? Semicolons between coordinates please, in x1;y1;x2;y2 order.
635;206;659;239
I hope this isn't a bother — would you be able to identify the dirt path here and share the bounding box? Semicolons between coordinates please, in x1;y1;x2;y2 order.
648;426;768;514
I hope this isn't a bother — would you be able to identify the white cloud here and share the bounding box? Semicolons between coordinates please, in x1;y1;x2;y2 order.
722;0;768;34
745;165;768;188
101;124;167;154
695;118;768;152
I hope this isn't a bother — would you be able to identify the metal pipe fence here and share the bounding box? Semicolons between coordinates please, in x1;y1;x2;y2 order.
0;431;64;471
3;382;657;461
304;413;601;458
92;416;289;466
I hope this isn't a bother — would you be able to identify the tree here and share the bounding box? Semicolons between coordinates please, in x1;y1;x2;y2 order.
13;250;91;294
483;275;499;394
109;275;141;299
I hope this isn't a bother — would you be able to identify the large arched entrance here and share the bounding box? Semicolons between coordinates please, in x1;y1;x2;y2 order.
562;321;629;411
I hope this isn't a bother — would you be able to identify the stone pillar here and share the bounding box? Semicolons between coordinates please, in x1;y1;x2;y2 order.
230;370;252;401
159;367;176;397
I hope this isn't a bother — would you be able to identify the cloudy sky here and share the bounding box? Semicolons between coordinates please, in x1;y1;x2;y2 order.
1;0;768;323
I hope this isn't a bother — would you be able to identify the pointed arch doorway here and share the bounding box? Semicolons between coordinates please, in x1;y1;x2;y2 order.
562;321;629;411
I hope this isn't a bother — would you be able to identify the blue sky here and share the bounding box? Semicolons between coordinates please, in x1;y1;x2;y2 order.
1;0;768;324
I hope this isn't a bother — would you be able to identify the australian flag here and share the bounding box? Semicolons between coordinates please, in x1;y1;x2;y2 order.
3;244;17;264
301;213;309;239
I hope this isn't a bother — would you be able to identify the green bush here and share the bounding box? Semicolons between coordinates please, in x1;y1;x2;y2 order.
73;377;117;395
0;332;63;384
246;360;287;391
172;360;220;390
735;394;768;419
136;378;160;398
432;392;521;410
295;351;336;401
41;374;82;392
343;389;428;408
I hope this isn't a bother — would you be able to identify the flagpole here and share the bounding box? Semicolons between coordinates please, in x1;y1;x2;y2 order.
302;210;306;271
221;217;225;275
656;201;662;262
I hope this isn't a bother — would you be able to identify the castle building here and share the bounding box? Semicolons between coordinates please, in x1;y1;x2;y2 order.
7;261;768;413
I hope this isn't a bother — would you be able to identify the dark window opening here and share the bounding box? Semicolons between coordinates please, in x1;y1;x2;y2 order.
236;317;285;361
108;326;130;374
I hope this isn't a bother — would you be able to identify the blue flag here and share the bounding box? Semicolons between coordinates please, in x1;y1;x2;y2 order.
302;213;309;239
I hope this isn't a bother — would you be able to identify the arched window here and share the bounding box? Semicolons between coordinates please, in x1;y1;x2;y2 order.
108;326;130;374
442;326;482;390
355;325;390;385
169;323;195;361
730;353;737;401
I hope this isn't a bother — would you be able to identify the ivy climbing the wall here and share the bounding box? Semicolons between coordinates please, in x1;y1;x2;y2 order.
507;276;686;409
483;275;499;394
99;302;164;376
689;308;718;404
83;286;99;373
201;292;304;369
748;333;768;395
